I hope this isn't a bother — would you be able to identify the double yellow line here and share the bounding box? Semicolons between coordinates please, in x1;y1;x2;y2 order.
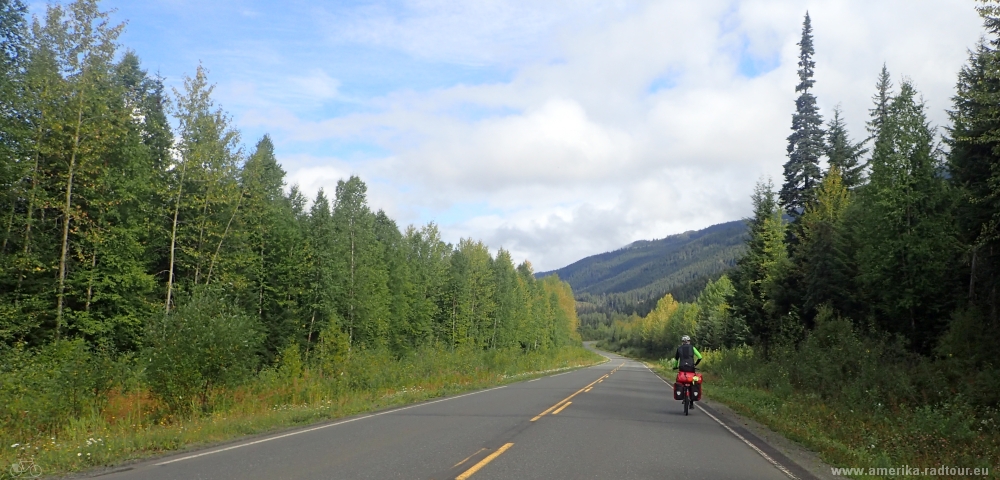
452;362;626;479
530;362;624;421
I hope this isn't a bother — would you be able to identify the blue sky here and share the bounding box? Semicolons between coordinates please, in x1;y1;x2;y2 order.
32;0;983;270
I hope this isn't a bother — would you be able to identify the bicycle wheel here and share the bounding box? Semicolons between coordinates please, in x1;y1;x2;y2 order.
683;389;689;415
28;463;42;478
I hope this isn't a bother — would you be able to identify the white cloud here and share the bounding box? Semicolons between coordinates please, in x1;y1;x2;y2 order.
235;0;982;270
289;70;342;101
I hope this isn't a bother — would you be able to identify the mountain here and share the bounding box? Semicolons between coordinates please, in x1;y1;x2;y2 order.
537;220;747;316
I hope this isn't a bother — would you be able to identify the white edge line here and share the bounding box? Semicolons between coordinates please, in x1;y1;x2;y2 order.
154;385;508;466
643;366;799;480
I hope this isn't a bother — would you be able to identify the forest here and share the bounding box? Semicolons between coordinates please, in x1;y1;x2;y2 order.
0;0;589;468
545;219;746;339
596;3;1000;470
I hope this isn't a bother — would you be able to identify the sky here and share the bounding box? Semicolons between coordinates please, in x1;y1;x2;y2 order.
31;0;984;271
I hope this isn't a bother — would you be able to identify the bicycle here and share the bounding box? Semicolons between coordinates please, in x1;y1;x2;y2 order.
7;458;42;479
672;368;703;416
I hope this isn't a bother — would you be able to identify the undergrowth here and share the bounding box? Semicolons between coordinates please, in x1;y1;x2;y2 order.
639;311;1000;479
0;344;601;476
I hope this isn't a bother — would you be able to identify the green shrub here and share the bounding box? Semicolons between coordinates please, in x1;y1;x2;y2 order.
144;291;264;413
0;339;122;438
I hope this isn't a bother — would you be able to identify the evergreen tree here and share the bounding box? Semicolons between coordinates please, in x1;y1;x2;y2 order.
856;80;962;352
795;167;855;321
780;12;825;218
825;106;868;189
731;180;792;354
239;136;302;356
949;1;1000;320
868;65;893;140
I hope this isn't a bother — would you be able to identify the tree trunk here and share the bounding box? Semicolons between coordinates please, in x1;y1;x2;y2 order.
56;102;85;339
19;93;47;258
258;239;265;317
193;190;213;285
1;202;13;254
970;246;978;301
85;249;97;312
204;188;244;286
306;311;316;353
348;221;355;346
165;160;188;313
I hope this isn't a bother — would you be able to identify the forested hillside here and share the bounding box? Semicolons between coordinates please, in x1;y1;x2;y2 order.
0;1;590;470
597;6;1000;471
538;220;745;337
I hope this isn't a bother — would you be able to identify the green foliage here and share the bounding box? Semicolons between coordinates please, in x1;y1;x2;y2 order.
0;339;122;439
825;106;868;189
793;168;856;321
144;291;264;412
780;12;825;217
949;1;1000;321
597;275;744;358
546;220;747;319
854;80;962;352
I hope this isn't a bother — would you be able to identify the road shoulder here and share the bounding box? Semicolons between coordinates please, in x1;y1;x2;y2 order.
640;361;838;480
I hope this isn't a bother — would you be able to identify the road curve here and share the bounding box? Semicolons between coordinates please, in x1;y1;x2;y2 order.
92;350;800;480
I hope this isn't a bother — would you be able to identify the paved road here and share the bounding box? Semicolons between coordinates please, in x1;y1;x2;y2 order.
96;350;797;480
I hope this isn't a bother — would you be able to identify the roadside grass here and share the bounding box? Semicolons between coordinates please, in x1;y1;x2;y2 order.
645;353;1000;479
0;346;602;477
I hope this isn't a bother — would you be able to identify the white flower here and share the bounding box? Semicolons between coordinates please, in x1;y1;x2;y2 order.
10;443;18;448
77;453;82;456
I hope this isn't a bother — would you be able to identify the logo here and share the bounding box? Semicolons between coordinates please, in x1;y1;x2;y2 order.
6;459;42;479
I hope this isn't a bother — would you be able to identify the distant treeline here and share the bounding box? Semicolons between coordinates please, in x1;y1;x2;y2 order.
543;220;746;331
0;0;580;363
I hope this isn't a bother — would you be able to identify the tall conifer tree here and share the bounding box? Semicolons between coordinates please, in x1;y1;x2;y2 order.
949;1;1000;320
856;81;961;352
780;12;825;217
825;106;867;189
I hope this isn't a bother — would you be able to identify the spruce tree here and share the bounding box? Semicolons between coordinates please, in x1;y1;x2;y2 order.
795;167;854;320
868;64;893;140
949;1;1000;320
825;106;868;189
780;12;825;217
856;81;962;352
731;179;790;353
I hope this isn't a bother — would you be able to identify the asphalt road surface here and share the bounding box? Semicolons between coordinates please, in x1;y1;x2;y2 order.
94;350;803;480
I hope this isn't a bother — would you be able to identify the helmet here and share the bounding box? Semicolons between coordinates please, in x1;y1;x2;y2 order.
681;335;691;342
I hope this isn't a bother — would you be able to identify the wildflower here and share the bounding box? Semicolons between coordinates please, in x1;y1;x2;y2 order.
11;443;19;448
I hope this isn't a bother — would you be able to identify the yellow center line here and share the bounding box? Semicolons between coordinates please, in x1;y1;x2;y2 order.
530;372;609;421
453;448;487;468
455;443;514;480
584;387;592;392
552;401;572;415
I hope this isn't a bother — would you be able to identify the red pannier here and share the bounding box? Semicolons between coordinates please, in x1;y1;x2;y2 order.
676;371;700;384
675;372;704;402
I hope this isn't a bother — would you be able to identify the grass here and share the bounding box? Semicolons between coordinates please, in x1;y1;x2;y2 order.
645;352;1000;479
0;345;603;477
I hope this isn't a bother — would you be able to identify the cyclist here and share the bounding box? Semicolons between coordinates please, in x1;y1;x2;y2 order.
672;335;702;372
